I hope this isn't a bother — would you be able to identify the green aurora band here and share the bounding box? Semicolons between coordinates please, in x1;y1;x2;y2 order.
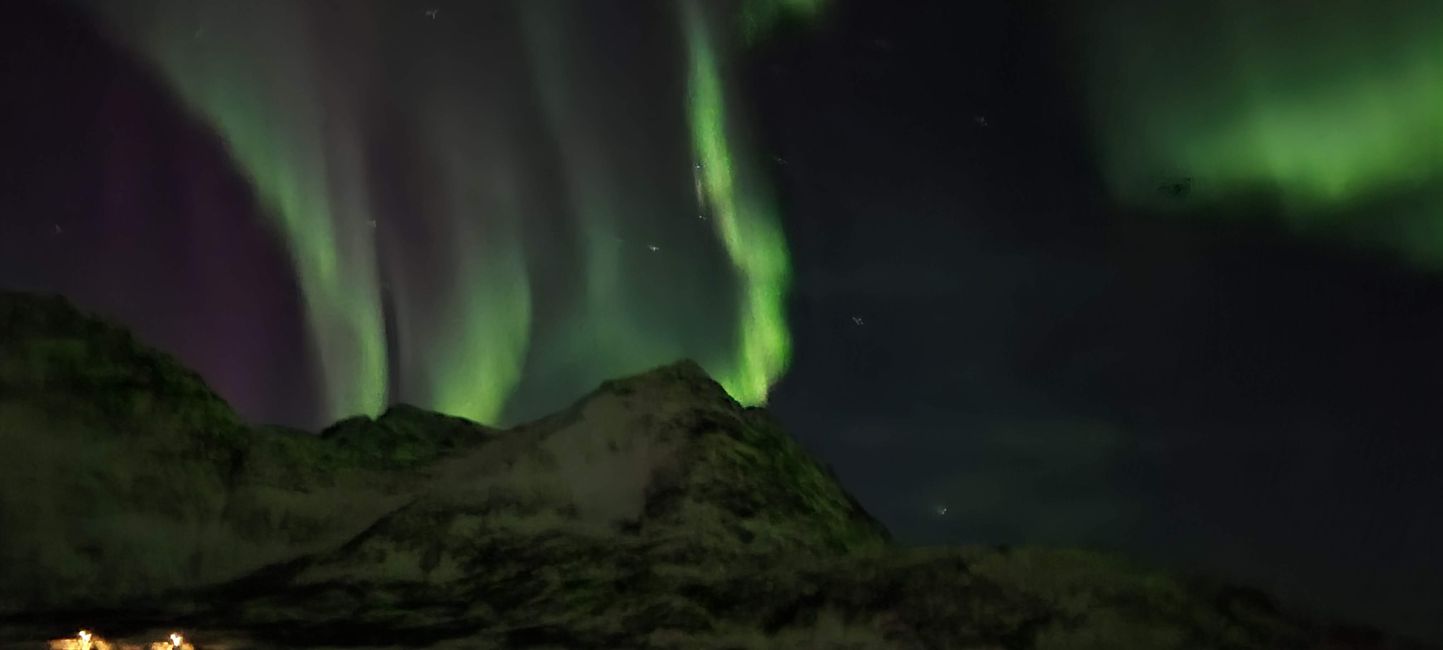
406;128;533;425
1079;0;1443;264
685;0;794;405
386;28;537;426
95;1;390;421
90;0;811;424
518;0;688;401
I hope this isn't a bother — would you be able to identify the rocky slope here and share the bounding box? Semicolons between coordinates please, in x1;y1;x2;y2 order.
0;291;1432;649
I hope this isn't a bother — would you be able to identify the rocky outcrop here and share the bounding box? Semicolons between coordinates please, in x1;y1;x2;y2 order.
0;291;1432;649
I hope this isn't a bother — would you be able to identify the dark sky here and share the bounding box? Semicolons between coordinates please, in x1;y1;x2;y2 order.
2;0;1441;641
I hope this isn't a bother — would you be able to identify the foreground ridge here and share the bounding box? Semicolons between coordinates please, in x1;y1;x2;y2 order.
0;291;1432;649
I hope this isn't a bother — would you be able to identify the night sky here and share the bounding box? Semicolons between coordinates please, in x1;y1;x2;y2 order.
3;0;1442;641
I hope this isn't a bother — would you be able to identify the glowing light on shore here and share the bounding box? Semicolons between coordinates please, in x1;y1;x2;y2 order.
49;630;192;650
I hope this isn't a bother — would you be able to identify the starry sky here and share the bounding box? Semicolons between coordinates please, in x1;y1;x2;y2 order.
2;0;1442;641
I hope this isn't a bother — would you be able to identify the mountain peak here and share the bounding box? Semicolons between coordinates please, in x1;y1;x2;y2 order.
482;357;892;552
0;289;240;435
592;358;733;404
2;290;1432;649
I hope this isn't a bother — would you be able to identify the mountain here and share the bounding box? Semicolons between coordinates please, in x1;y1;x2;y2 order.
0;290;1432;649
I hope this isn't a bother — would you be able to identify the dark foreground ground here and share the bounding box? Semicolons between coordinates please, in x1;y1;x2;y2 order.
0;291;1434;649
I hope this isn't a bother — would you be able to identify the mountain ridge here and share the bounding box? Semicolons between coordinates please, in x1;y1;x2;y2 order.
0;290;1433;649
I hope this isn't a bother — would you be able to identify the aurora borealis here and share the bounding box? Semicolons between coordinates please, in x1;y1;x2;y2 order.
96;0;392;420
684;0;792;406
1076;0;1443;265
5;0;1443;642
85;0;802;424
739;0;828;43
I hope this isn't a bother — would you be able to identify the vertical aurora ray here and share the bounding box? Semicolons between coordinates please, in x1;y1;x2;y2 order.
427;261;530;424
517;0;690;404
684;0;793;404
420;220;532;425
91;1;388;420
1077;0;1443;263
406;121;533;425
89;0;809;425
372;8;540;426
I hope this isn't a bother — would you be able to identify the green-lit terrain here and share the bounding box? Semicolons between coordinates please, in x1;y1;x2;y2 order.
1;291;1433;649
